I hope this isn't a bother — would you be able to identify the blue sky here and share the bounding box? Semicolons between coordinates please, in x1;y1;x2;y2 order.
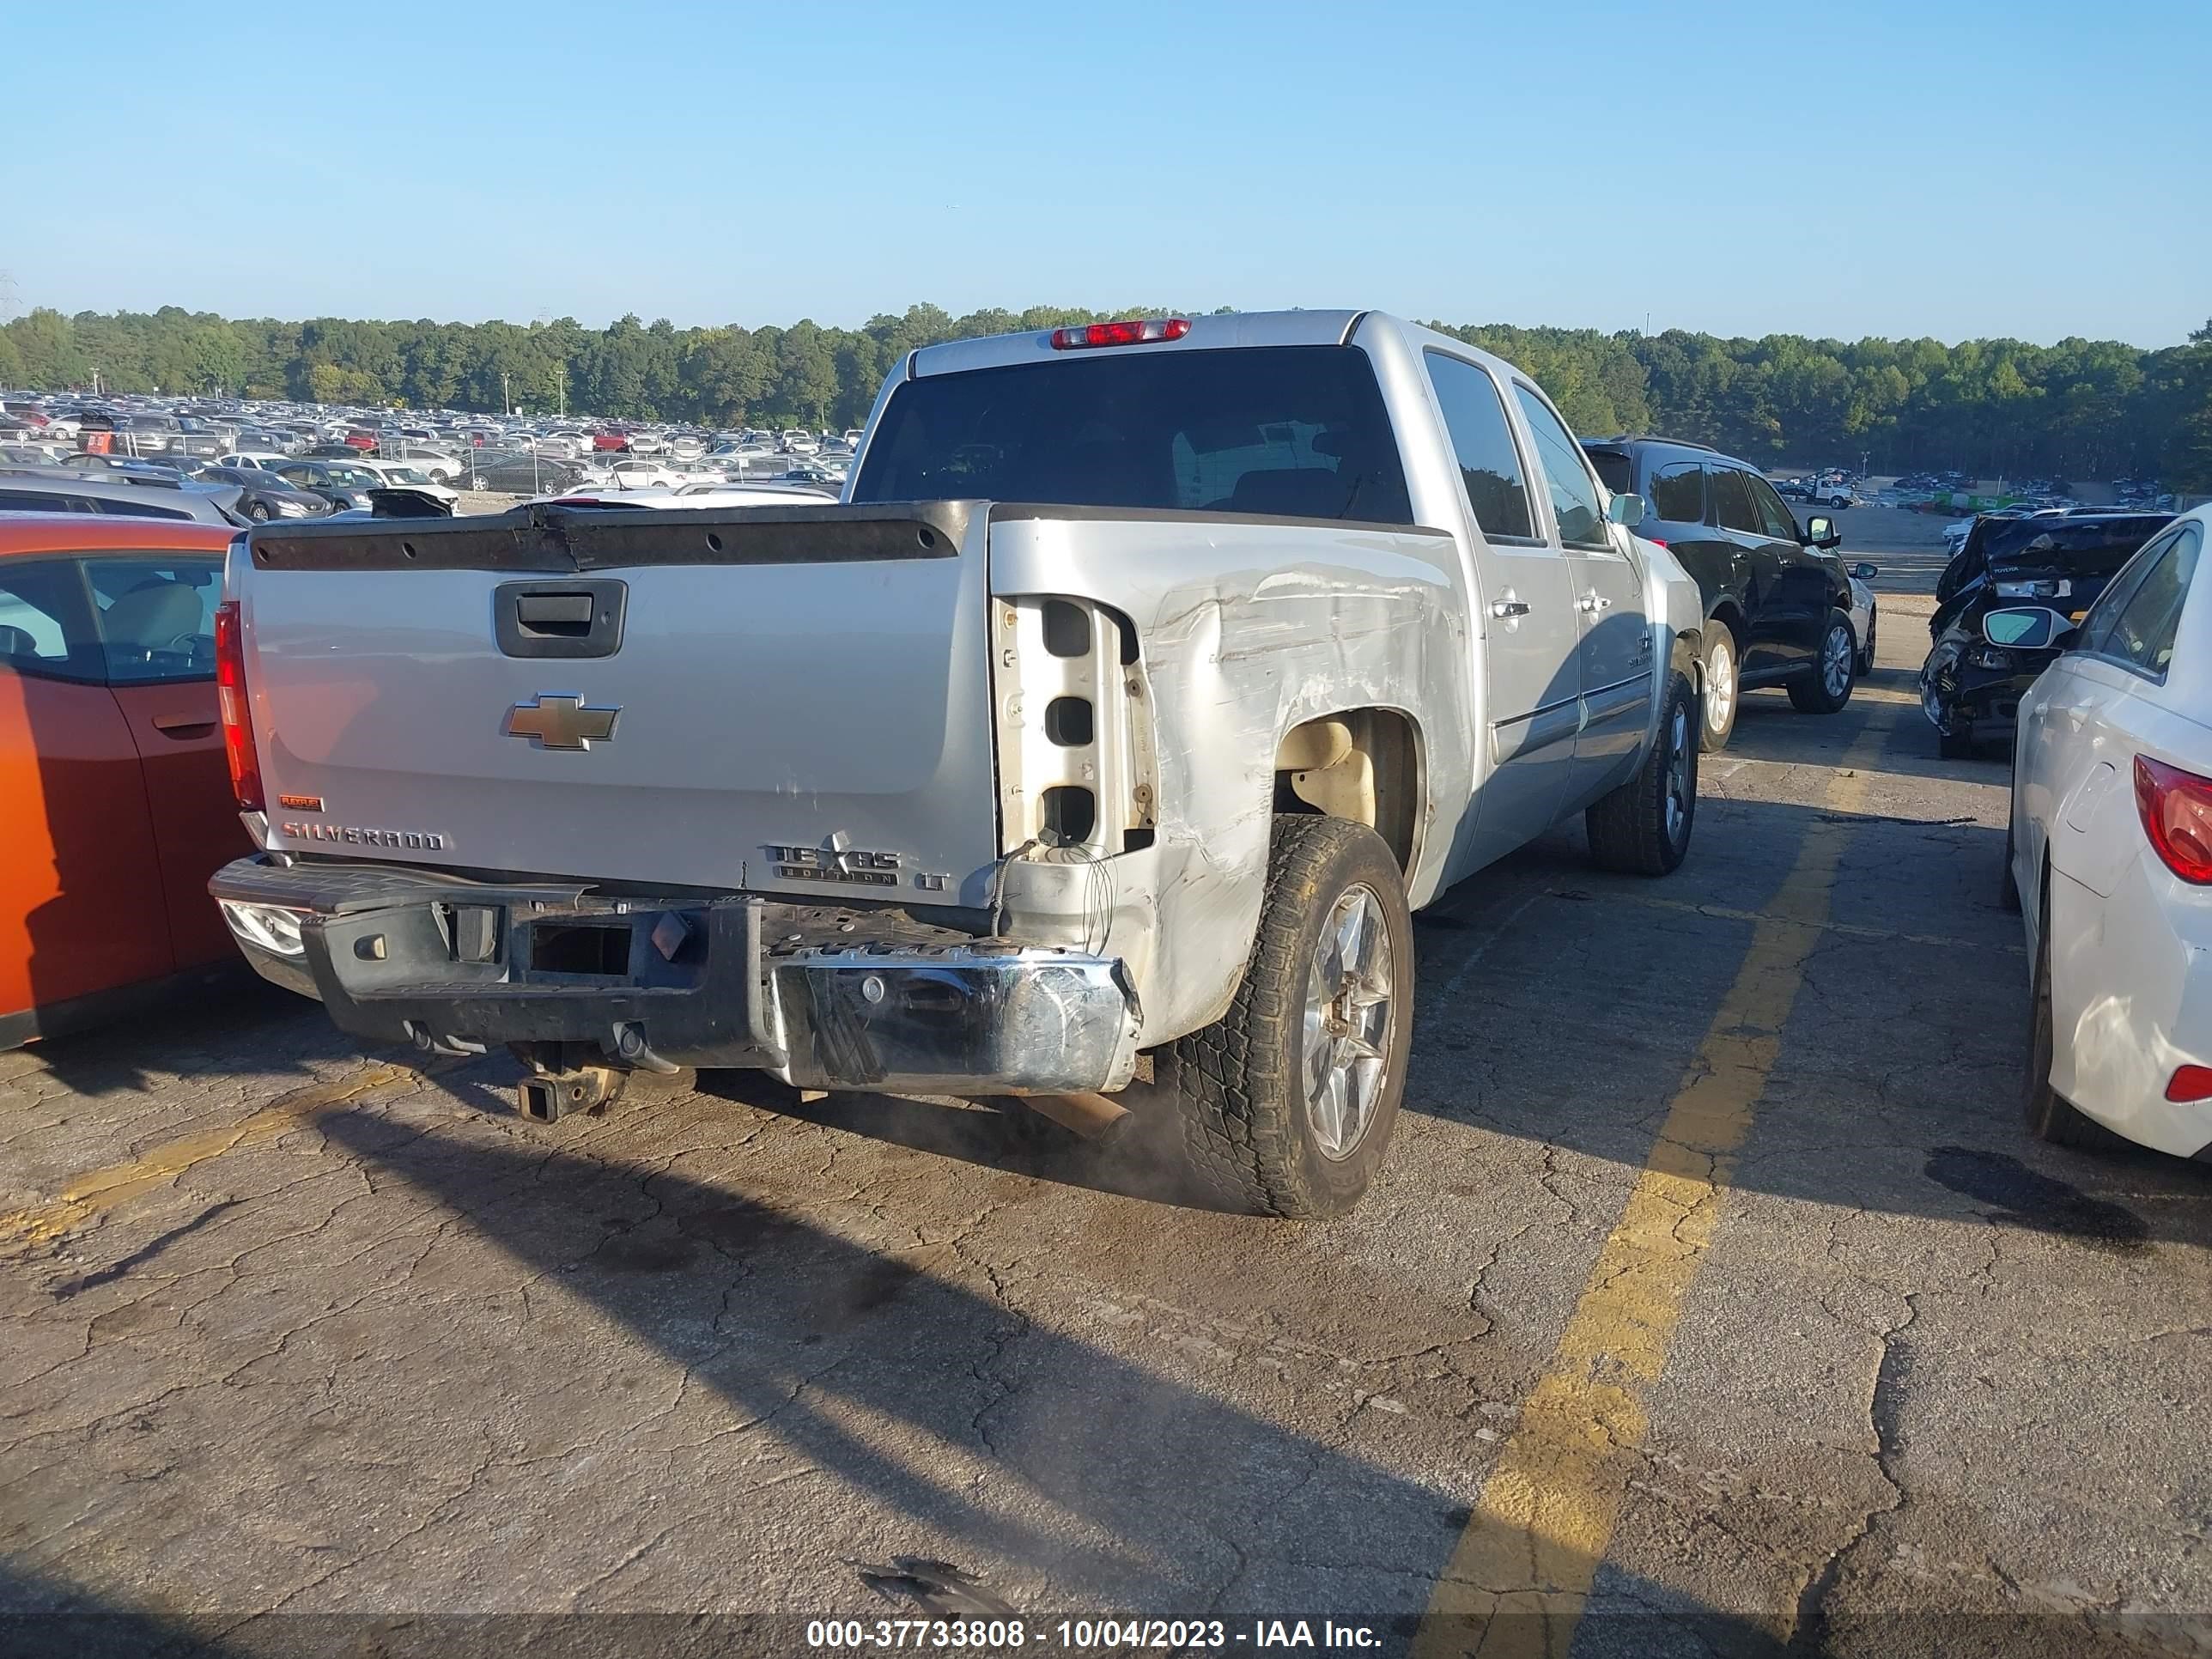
4;0;2207;344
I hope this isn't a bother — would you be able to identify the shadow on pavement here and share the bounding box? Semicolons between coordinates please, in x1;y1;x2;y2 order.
6;975;328;1100
289;1107;1796;1652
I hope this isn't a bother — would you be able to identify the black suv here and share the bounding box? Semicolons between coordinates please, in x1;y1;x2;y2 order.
1583;436;1861;750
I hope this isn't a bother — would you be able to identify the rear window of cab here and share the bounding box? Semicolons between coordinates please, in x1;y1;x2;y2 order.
852;345;1414;526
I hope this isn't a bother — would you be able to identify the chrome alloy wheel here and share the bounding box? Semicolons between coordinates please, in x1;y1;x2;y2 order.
1302;884;1395;1161
1664;699;1693;845
1705;632;1736;736
1822;621;1853;700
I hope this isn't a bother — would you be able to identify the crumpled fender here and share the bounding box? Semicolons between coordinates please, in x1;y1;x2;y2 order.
1633;532;1705;657
1629;532;1704;763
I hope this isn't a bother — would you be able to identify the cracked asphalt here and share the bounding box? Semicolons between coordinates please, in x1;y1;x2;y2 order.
4;531;2211;1656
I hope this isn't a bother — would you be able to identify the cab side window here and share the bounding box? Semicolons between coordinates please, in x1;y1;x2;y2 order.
1510;384;1609;550
1712;467;1763;535
1424;352;1535;543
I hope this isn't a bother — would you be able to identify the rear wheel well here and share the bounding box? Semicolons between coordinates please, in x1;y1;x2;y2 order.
1672;629;1703;688
1707;599;1747;646
1273;708;1422;878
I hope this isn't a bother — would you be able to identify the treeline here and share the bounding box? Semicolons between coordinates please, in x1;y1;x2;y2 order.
5;302;2210;487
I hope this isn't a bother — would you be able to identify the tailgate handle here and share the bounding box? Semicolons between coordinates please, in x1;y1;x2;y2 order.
515;592;595;631
495;580;627;659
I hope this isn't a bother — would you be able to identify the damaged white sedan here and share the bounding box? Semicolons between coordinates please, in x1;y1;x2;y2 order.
210;309;1705;1216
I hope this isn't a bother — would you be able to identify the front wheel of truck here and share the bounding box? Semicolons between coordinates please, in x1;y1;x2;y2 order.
1586;670;1698;877
1156;814;1413;1219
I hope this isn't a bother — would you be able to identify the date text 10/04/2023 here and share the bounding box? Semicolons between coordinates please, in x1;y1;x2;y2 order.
804;1618;1383;1649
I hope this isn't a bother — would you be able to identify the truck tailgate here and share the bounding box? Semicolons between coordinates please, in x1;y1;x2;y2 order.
237;502;1000;906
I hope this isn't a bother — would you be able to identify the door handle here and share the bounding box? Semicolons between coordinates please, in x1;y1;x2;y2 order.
151;715;216;738
1490;599;1531;618
1579;592;1615;613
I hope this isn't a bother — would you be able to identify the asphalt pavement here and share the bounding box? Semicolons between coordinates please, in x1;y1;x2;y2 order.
3;554;2209;1659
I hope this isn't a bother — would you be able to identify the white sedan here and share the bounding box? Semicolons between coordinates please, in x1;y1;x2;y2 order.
1845;562;1879;676
2008;501;2210;1155
354;460;461;505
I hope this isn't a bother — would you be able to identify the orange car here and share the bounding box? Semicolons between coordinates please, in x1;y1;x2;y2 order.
1;515;252;1046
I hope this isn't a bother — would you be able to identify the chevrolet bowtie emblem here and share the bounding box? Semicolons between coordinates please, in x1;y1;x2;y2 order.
505;694;619;750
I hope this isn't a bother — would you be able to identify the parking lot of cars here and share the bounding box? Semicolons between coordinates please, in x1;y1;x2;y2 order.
2;320;2209;1653
0;390;860;516
5;588;2210;1650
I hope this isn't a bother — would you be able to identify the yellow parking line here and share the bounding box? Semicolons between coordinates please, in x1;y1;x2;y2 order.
1571;889;2021;956
1413;714;1891;1658
0;1061;426;1252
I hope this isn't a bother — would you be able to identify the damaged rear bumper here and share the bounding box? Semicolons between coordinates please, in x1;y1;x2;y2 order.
1946;664;2042;733
1923;641;2047;738
210;857;1139;1094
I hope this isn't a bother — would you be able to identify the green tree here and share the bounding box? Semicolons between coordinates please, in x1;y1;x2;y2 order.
8;309;89;387
4;301;2204;487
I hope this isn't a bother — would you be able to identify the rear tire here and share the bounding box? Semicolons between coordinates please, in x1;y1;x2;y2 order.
1155;815;1413;1218
1856;610;1877;677
1788;611;1857;714
2023;893;2124;1151
1699;624;1739;752
1587;671;1698;877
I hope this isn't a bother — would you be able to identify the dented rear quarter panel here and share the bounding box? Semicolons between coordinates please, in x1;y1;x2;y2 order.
953;313;1698;1043
986;509;1471;1041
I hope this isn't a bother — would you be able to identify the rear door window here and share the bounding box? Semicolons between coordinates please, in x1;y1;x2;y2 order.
82;557;223;684
1510;384;1609;550
1425;353;1535;542
1712;467;1763;534
1649;462;1706;524
2100;523;2201;680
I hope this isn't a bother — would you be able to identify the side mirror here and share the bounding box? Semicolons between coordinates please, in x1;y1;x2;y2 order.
1984;606;2074;650
1804;514;1840;547
1850;562;1879;580
1607;492;1645;529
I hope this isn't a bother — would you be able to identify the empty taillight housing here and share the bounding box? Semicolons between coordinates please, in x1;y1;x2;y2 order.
2135;755;2212;884
214;599;264;811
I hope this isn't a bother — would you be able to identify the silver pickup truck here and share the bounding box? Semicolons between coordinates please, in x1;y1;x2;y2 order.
210;309;1704;1216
